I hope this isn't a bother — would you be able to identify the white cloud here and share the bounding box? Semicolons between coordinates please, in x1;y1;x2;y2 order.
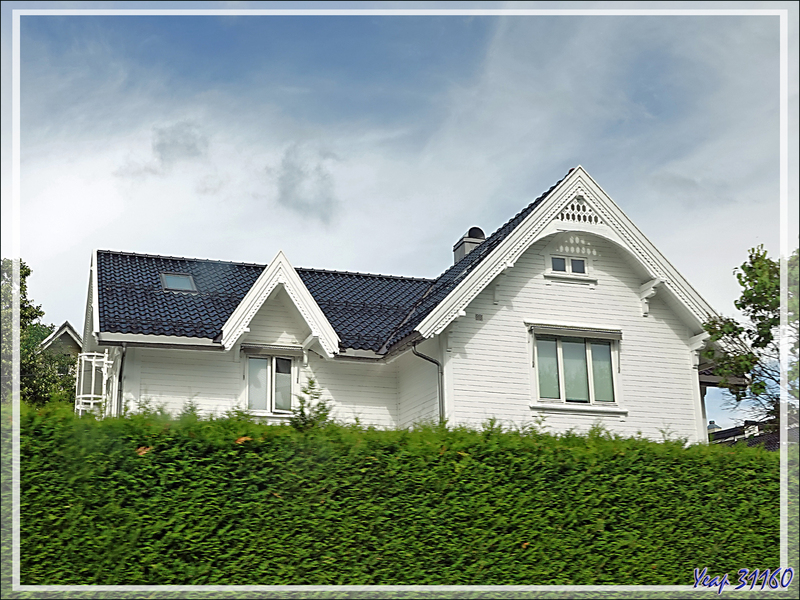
7;9;794;339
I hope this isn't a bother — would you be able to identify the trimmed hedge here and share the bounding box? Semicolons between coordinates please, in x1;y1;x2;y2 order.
20;403;780;585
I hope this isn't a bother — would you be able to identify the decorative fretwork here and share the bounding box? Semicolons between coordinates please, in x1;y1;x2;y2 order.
557;196;603;225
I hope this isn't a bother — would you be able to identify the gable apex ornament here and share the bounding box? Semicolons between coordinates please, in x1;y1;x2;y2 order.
556;194;604;226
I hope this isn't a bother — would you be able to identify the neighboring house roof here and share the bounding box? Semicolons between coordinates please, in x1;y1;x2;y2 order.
715;427;799;452
710;420;766;443
40;320;82;351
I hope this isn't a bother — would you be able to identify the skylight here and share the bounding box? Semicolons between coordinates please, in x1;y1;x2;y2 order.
161;273;197;292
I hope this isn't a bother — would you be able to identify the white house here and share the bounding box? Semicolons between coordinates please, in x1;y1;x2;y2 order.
76;166;722;443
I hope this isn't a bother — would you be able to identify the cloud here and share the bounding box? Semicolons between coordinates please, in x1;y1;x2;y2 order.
273;143;340;225
8;11;795;331
113;120;210;178
152;121;209;166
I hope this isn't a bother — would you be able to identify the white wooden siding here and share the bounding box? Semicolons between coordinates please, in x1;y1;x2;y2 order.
396;337;439;427
116;232;702;441
446;233;704;443
303;355;399;428
132;347;243;416
243;287;310;346
124;346;401;426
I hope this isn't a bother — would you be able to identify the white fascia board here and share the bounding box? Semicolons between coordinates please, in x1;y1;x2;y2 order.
97;332;220;347
81;264;95;352
577;168;717;329
416;166;718;339
220;250;339;358
92;249;101;338
64;322;82;346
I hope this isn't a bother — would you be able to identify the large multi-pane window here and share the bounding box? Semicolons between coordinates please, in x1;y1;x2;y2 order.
534;336;616;403
248;356;293;412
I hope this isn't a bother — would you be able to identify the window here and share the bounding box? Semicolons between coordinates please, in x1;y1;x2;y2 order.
247;356;293;413
161;273;197;292
534;336;616;404
550;256;585;274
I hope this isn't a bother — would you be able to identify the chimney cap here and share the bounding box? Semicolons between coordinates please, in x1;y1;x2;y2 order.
466;227;485;240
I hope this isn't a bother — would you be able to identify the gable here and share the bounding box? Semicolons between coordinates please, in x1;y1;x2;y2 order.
221;251;339;357
411;166;717;342
241;286;312;347
41;321;82;355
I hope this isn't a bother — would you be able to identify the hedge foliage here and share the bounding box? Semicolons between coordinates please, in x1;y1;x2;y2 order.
20;402;780;586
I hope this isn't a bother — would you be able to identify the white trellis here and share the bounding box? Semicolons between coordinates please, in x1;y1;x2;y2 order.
75;351;114;417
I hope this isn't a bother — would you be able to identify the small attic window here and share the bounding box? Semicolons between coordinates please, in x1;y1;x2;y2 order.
161;273;197;292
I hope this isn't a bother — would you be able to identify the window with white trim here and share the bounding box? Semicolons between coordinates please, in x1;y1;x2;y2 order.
533;335;617;404
247;356;293;413
550;256;586;274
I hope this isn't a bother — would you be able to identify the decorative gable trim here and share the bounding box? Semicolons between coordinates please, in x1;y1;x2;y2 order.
220;250;339;358
415;166;717;339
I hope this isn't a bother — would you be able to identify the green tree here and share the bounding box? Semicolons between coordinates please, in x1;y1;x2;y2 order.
1;258;75;406
789;249;799;403
703;246;799;423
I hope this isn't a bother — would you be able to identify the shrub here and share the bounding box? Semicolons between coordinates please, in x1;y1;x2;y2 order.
19;407;781;586
289;379;332;432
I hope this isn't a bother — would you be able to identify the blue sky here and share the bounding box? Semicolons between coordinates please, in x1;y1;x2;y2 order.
2;2;798;428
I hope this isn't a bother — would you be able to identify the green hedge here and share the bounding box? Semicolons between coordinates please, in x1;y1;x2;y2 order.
20;403;780;586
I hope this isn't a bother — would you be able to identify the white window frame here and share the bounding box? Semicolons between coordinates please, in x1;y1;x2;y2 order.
530;328;621;406
544;254;597;286
549;255;587;274
245;355;295;415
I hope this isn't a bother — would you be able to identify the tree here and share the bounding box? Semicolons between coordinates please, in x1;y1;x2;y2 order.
789;249;799;404
1;258;75;406
702;246;799;424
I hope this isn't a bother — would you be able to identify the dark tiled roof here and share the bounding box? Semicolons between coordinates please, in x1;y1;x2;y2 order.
296;269;432;351
96;252;432;351
380;170;570;350
95;169;570;352
97;252;263;339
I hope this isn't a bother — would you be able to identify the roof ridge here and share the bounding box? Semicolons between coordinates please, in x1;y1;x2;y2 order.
297;267;434;282
97;249;267;268
97;250;434;282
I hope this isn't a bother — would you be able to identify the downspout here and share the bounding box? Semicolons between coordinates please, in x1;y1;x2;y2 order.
412;341;445;424
115;343;127;417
